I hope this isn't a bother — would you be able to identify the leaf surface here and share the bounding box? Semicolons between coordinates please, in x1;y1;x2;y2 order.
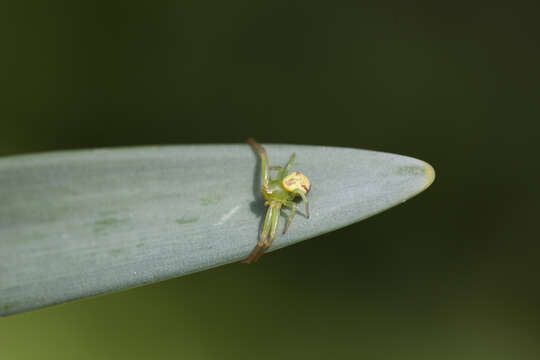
0;144;434;316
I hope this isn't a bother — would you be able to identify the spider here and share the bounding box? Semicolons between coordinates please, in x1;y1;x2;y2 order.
242;138;311;264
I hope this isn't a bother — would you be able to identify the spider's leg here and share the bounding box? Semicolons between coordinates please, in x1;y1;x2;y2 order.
293;190;310;218
247;138;269;187
282;201;297;234
253;202;281;262
281;153;296;179
242;205;274;264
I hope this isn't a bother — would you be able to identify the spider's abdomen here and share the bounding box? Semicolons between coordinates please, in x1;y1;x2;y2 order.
282;172;311;194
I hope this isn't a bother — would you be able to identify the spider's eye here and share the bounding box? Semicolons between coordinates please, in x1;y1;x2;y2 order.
282;172;311;194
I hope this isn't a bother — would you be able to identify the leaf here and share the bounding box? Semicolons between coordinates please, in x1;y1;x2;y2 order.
0;144;434;316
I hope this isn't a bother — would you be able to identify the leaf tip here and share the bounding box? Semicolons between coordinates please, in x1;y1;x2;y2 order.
422;161;436;191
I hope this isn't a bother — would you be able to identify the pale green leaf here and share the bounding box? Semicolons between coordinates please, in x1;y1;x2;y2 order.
0;144;434;316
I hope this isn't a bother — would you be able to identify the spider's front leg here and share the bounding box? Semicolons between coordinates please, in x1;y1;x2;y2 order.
251;202;281;263
247;138;269;188
242;203;275;264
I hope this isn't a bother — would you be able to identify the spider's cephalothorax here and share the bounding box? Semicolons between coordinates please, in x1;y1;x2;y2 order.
242;139;311;264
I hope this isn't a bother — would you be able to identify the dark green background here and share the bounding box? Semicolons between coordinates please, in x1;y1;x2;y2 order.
1;1;539;359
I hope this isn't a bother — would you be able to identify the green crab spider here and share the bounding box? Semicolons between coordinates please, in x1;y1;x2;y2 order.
242;138;311;264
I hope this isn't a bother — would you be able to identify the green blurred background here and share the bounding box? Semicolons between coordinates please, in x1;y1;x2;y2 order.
1;1;539;359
